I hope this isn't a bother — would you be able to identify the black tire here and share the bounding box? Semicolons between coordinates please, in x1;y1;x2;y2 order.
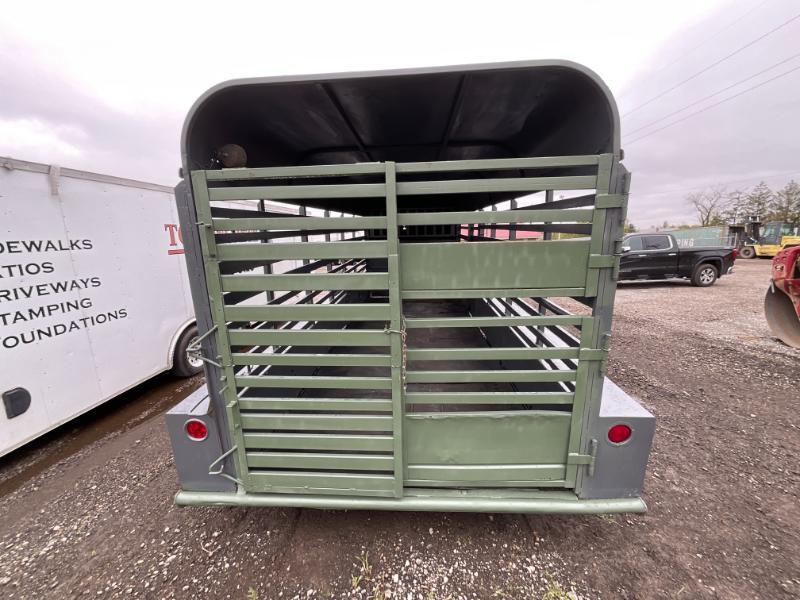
691;263;718;287
739;246;756;259
172;325;203;377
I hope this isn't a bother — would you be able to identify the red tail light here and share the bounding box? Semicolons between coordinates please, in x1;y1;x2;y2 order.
185;419;208;441
732;249;739;261
608;423;632;444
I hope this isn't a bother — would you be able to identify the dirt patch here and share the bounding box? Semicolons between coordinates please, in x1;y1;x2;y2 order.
0;260;797;599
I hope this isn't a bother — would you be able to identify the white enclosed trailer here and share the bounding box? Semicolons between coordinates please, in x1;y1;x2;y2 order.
0;157;201;457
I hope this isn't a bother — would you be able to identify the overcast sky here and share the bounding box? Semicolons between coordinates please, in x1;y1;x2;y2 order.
1;0;798;227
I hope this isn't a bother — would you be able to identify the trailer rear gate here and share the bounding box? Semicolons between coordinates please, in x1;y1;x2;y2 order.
188;153;626;498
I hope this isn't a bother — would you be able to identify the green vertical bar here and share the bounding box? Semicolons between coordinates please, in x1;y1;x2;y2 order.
564;316;595;485
191;170;251;489
385;162;404;499
573;153;618;490
576;156;630;495
567;154;613;486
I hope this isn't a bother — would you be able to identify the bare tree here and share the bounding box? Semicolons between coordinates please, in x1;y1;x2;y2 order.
687;187;726;226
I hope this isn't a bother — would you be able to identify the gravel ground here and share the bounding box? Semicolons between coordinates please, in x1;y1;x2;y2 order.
0;259;797;599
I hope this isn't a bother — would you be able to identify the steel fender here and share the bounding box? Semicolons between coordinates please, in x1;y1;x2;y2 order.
166;385;236;492
580;378;655;500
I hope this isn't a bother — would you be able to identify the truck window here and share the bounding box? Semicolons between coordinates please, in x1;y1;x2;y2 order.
643;235;671;250
624;236;644;250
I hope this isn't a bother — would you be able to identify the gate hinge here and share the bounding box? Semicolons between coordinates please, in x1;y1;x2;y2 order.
568;439;598;477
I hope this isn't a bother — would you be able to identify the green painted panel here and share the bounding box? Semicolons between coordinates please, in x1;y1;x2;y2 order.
240;413;393;431
405;411;571;466
227;328;391;347
208;182;386;201
221;273;389;292
217;240;388;261
396;155;600;173
400;287;588;299
247;452;393;471
213;215;387;231
406;464;566;482
236;375;392;389
404;478;568;489
396;175;597;196
404;315;583;328
206;163;385;180
404;392;574;405
247;472;395;495
405;369;577;383
238;397;393;411
397;208;593;227
224;303;391;321
243;432;394;452
406;347;579;361
232;353;391;368
399;240;590;290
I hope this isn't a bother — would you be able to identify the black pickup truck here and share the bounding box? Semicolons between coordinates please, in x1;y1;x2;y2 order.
619;233;737;286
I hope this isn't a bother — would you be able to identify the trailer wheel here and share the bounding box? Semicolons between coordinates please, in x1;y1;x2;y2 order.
740;246;756;259
172;325;203;377
691;263;718;287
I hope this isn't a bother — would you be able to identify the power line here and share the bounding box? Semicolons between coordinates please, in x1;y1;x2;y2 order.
625;51;800;137
653;0;773;74
625;63;800;144
623;10;800;117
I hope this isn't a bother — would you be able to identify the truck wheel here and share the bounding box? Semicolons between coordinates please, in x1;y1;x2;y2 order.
692;264;718;287
172;325;203;377
740;246;756;259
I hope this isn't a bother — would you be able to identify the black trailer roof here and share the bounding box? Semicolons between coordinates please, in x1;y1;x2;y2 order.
182;60;620;211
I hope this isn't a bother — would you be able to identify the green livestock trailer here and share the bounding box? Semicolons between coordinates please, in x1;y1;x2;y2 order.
166;60;655;513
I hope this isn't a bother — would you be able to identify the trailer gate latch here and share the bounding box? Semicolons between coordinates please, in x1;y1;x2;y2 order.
567;439;598;477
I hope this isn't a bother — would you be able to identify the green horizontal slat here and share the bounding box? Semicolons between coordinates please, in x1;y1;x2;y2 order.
238;397;393;411
232;353;391;367
403;478;568;489
224;303;391;321
243;432;393;452
397;208;593;227
217;240;388;261
247;472;395;494
205;163;386;180
221;273;389;292
396;175;597;196
401;288;588;300
240;413;393;431
247;451;393;471
208;183;386;201
406;347;579;361
213;215;387;231
593;193;626;209
404;392;574;405
236;375;392;389
227;328;391;346
396;155;600;173
405;370;578;383
404;315;584;328
406;464;566;482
